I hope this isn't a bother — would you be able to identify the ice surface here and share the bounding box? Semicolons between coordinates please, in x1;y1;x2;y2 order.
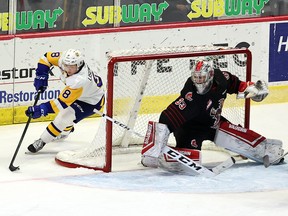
1;103;288;216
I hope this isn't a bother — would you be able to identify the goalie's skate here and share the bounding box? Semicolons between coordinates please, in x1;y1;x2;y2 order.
27;138;46;153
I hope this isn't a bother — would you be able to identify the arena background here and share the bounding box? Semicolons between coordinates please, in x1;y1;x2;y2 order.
0;0;287;125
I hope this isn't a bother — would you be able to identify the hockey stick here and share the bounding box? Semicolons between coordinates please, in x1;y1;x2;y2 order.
162;146;235;177
9;90;42;172
94;109;235;177
263;151;288;168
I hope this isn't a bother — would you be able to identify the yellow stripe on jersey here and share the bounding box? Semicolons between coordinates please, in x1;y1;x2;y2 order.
38;52;61;67
58;86;83;106
39;58;51;67
45;52;61;66
99;96;105;107
49;87;84;113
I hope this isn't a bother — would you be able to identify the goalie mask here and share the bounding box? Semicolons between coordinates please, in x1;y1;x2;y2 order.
191;60;214;95
59;49;84;76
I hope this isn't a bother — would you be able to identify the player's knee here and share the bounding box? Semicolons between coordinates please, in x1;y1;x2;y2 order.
54;107;76;127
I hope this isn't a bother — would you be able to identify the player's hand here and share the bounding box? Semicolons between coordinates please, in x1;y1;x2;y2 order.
25;104;48;119
34;74;48;93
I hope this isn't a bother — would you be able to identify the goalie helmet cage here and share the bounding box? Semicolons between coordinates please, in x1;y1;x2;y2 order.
55;46;252;172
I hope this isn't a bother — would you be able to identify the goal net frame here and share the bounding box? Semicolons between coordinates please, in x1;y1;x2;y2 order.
55;46;252;172
104;47;251;172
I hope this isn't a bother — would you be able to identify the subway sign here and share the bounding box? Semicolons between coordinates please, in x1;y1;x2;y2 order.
0;7;63;31
82;2;169;26
187;0;269;20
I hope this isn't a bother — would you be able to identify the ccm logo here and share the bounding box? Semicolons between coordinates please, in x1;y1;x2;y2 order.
166;149;202;171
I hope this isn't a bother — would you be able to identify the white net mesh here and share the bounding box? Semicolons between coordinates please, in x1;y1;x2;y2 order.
55;45;250;171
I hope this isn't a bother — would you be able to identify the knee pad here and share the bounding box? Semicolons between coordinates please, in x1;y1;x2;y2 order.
141;121;170;168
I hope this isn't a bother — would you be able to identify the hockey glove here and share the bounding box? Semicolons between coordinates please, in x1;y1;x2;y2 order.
34;74;48;93
25;104;48;119
251;80;269;102
34;64;50;93
237;80;269;102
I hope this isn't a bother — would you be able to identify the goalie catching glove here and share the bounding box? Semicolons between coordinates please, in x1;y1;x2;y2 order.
237;80;269;102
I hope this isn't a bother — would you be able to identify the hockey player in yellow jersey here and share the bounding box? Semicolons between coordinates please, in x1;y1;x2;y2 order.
25;49;105;153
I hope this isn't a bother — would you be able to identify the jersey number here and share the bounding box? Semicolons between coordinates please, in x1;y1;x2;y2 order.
51;52;60;58
93;74;103;87
62;89;71;98
175;98;186;110
88;68;103;87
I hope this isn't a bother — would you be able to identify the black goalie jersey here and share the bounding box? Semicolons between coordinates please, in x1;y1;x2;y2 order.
159;69;242;150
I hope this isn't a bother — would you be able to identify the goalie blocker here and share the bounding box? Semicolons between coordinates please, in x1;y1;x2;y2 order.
141;121;284;171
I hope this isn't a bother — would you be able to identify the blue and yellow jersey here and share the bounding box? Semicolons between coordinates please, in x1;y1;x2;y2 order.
37;52;105;113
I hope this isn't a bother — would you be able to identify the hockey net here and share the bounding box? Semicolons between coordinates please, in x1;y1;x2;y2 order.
55;45;251;172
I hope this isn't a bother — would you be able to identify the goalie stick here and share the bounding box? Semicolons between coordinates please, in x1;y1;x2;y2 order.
94;109;235;177
162;146;235;177
9;90;42;172
263;151;288;168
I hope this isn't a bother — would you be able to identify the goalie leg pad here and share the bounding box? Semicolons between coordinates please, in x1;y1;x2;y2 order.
215;121;284;164
159;147;202;175
264;139;284;164
141;121;170;168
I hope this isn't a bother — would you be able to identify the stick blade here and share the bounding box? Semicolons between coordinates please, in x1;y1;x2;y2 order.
211;157;236;175
9;164;20;172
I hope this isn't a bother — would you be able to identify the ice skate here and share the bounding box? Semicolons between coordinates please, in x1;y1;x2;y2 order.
27;138;46;153
53;127;74;142
53;134;69;141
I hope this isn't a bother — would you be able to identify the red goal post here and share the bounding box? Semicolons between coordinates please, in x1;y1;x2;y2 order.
55;46;252;172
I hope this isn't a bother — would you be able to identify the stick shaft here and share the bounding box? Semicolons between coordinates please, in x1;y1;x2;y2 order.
9;91;41;171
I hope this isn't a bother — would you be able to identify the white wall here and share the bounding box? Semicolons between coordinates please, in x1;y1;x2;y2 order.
0;21;270;109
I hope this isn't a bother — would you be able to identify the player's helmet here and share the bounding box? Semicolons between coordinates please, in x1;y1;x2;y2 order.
60;49;84;70
191;59;214;95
